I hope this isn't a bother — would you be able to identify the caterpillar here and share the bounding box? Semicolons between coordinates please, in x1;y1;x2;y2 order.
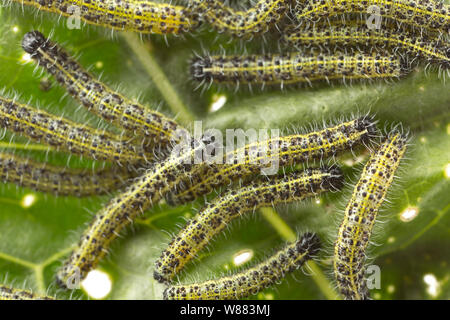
0;152;136;196
191;51;404;87
163;232;321;300
294;0;449;33
154;166;343;284
282;21;450;68
188;0;289;37
0;285;54;300
22;31;188;147
0;96;149;164
166;116;378;205
10;0;200;35
334;130;408;300
56;137;208;288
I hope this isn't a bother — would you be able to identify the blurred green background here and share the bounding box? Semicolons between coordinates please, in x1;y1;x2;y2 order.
0;1;448;300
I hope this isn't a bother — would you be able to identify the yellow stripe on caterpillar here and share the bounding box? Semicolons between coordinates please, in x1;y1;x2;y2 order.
294;0;449;33
334;130;408;300
282;22;449;68
166;116;378;205
191;51;404;87
11;0;200;35
0;285;54;300
188;0;289;37
0;152;136;196
22;31;188;147
155;166;343;284
0;96;149;164
163;232;321;300
56;138;206;288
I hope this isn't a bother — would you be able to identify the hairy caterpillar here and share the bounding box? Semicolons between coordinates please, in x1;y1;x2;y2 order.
188;0;289;37
0;96;149;164
334;130;408;300
10;0;200;35
166;116;378;205
191;51;403;87
155;166;343;284
0;285;54;300
56;138;208;288
0;152;136;196
163;232;321;300
57;115;377;286
294;0;449;33
282;21;450;68
22;31;188;146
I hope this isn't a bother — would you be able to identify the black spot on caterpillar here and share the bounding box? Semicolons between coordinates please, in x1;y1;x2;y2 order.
0;152;136;197
10;0;200;35
282;20;450;69
294;0;449;33
334;130;408;300
0;284;54;300
190;51;404;88
154;166;343;284
166;116;378;205
163;232;321;300
22;31;188;147
188;0;289;37
0;95;149;165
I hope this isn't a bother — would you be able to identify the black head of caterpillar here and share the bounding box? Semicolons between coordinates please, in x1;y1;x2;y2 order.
21;29;47;54
154;165;343;284
321;164;345;190
163;232;321;300
190;55;212;82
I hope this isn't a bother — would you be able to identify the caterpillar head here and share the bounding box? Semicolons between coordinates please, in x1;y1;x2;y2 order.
22;30;47;55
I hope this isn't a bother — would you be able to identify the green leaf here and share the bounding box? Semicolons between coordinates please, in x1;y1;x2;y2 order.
0;5;449;300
